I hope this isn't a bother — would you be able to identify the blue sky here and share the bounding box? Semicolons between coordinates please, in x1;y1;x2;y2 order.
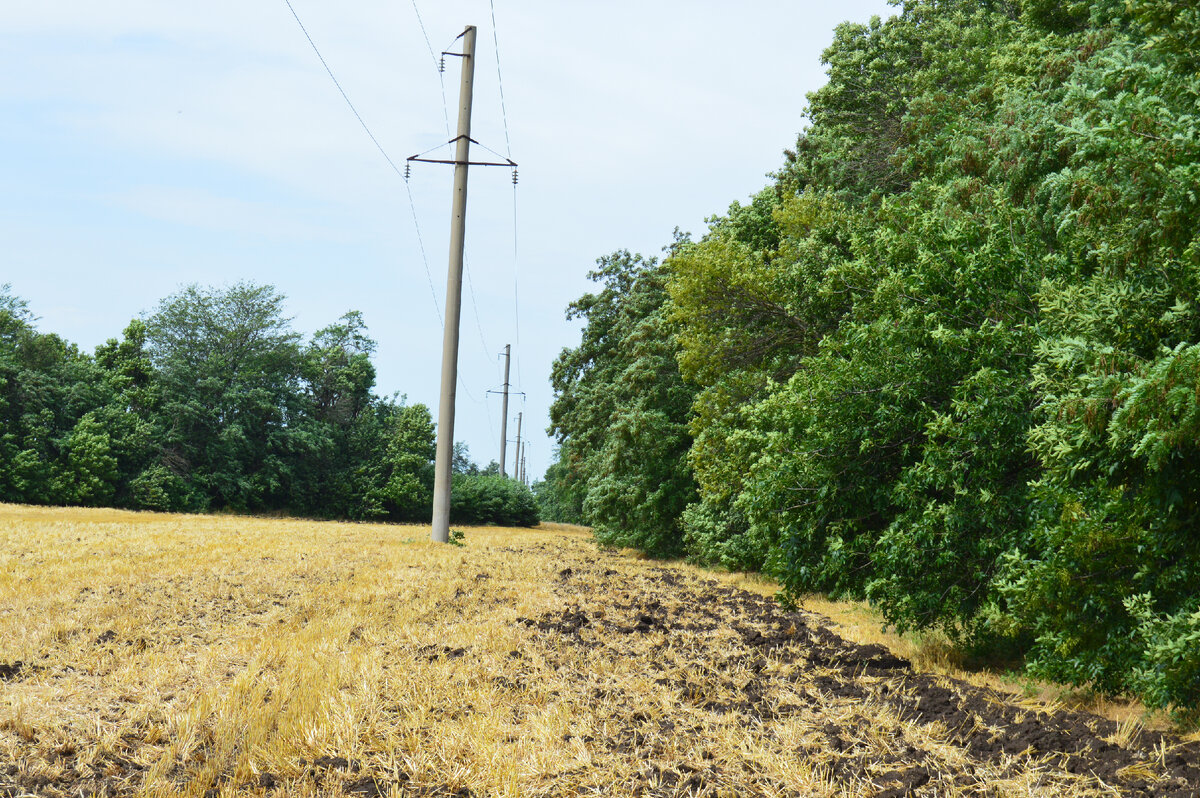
2;0;895;481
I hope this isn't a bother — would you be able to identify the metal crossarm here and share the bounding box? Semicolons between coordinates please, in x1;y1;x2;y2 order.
407;136;516;168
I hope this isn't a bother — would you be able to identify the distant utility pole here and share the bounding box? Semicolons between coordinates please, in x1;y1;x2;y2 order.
513;411;523;482
499;344;511;478
520;451;527;485
412;25;516;544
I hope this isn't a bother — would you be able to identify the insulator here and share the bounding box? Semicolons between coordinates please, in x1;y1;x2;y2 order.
404;163;411;181
511;168;518;186
438;55;445;73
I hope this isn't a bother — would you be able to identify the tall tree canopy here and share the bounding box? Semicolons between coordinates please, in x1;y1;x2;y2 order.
145;282;303;511
545;0;1200;720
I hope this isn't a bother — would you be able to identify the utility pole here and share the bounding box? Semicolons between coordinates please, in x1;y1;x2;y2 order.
408;26;515;543
498;344;511;478
513;411;523;482
520;451;527;485
430;25;477;544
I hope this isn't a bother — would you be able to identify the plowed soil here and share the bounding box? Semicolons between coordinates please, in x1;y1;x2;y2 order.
0;506;1197;797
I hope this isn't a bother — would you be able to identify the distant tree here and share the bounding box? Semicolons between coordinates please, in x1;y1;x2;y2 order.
549;251;696;555
145;282;302;511
91;319;166;508
361;401;436;522
300;311;376;426
451;441;478;475
451;474;539;527
531;453;585;525
289;311;381;518
0;285;113;506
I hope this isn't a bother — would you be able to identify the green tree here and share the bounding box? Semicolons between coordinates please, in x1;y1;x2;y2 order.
300;310;376;426
56;413;119;506
549;251;696;555
668;191;862;572
532;452;585;524
451;474;539;527
0;286;113;505
145;282;302;511
289;311;381;518
452;441;478;475
91;319;164;508
361;401;436;522
995;2;1200;709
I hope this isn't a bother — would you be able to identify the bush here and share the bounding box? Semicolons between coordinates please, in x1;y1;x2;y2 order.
450;475;539;527
1131;597;1200;727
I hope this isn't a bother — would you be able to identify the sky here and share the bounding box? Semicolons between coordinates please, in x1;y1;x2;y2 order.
1;0;895;483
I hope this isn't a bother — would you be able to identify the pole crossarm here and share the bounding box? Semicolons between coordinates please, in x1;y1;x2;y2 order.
408;137;516;168
408;157;515;167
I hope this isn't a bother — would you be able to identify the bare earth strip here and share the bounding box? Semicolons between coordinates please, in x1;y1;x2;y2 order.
0;505;1197;797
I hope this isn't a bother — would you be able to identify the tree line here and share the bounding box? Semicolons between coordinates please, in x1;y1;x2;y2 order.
542;0;1200;721
0;282;537;526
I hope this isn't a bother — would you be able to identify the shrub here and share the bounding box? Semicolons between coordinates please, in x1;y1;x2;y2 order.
450;475;539;527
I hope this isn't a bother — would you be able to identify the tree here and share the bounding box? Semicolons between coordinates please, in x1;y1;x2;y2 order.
361;400;436;522
300;311;376;426
452;441;478;475
549;251;696;555
289;311;381;518
0;286;113;505
145;282;302;511
451;474;540;527
995;3;1200;710
91;319;164;508
532;452;585;525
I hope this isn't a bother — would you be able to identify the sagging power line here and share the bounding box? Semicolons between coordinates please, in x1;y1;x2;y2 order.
280;0;444;324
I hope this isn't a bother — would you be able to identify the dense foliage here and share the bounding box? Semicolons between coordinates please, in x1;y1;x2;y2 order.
545;0;1200;719
0;282;536;528
531;454;585;525
450;474;539;527
548;251;696;554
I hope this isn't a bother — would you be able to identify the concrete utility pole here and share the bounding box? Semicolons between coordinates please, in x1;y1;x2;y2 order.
513;411;523;483
430;25;477;544
498;344;511;478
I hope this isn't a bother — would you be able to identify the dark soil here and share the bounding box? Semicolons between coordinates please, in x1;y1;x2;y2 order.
519;556;1200;797
0;661;43;681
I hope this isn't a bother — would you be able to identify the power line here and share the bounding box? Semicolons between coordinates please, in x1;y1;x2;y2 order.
405;180;442;324
404;5;497;403
280;0;443;328
511;183;523;393
283;2;504;463
488;0;513;159
282;0;403;179
415;7;495;403
421;8;510;408
409;0;452;139
409;0;439;71
481;386;497;456
487;0;524;394
464;258;491;363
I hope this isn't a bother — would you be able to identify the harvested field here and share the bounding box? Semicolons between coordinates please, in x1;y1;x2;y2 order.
1;504;1198;797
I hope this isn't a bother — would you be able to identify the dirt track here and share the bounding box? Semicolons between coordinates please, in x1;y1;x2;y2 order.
1;514;1198;797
